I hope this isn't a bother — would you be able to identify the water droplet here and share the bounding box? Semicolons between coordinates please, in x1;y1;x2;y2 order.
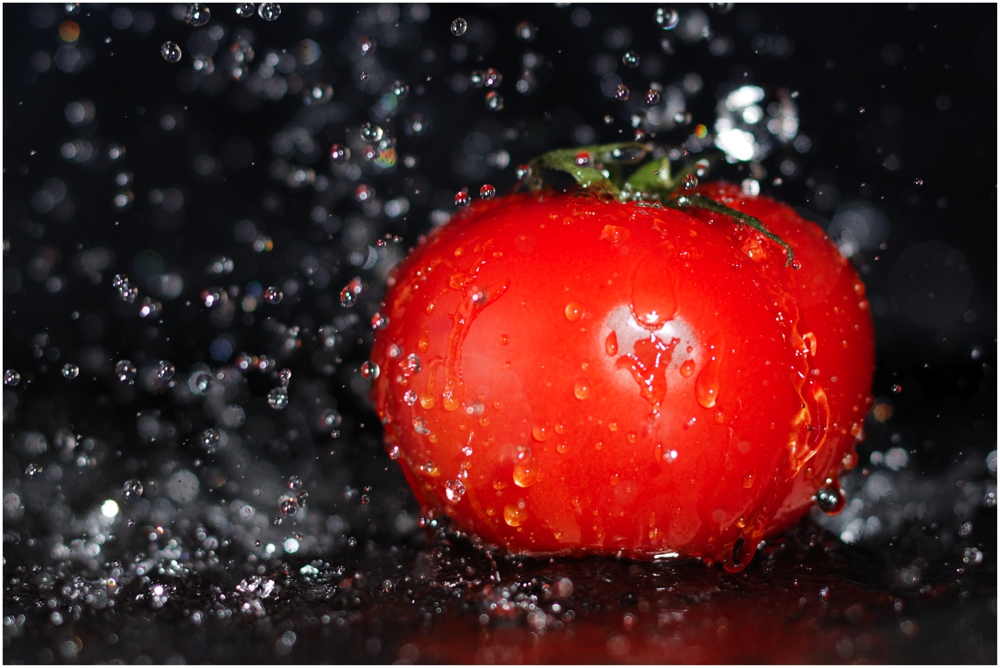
891;383;902;394
340;277;363;307
479;184;496;200
404;353;421;373
695;344;722;409
156;361;175;380
679;359;695;378
914;177;924;186
615;84;630;101
160;41;182;64
4;369;20;386
515;20;536;41
257;3;280;21
573;379;591;400
454;189;471;207
485;91;504;111
191;370;211;392
24;462;43;478
61;363;79;379
503;500;527;527
484;68;502;88
564;301;583;322
279;368;292;386
360;361;379;380
392;80;409;98
404;390;417;406
516;164;532;180
185;3;211;26
815;480;845;514
200;428;220;451
279;497;297;516
646;89;661;105
371;312;388;330
122;479;143;501
268;387;289;410
264;286;283;304
742;471;756;488
655;7;680;30
450;17;467;36
741;178;760;197
682;173;699;189
445;479;466;502
605;331;618;356
622;51;640;68
236;3;255;18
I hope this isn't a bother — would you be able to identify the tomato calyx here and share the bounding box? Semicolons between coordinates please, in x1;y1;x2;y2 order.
520;141;796;267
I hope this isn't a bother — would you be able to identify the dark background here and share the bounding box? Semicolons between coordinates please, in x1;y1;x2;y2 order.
3;3;996;663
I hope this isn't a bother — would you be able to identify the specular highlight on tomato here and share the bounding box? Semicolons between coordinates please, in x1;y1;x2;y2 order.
369;148;875;572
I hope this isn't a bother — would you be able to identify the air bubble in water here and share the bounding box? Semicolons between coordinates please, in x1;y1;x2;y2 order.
257;3;280;21
480;184;496;200
4;369;20;386
268;387;289;410
185;4;211;26
115;360;136;383
160;41;182;64
485;92;504;111
340;277;363;307
157;360;175;380
450;17;468;36
236;3;255;18
264;287;283;304
62;363;79;379
122;479;143;501
655;7;680;30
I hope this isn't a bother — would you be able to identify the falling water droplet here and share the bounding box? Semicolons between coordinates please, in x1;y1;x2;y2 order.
160;41;182;64
122;479;144;501
815;480;845;515
450;17;468;36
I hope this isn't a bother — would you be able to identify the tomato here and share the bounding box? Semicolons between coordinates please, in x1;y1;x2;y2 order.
369;177;874;571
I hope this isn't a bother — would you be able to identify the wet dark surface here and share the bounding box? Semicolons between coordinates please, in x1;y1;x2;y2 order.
3;3;997;664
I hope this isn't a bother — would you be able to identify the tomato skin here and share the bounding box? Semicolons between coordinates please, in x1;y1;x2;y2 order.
370;185;874;569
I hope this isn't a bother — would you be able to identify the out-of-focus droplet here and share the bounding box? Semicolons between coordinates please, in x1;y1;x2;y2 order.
330;143;350;165
682;173;699;189
4;369;20;386
122;479;143;500
516;21;536;41
236;3;255;18
741;178;760;196
200;428;221;451
450;17;468;36
484;68;502;88
485;91;504;111
62;363;79;379
615;84;630;101
160;41;182;64
646;89;661;105
24;462;43;478
268;387;289;410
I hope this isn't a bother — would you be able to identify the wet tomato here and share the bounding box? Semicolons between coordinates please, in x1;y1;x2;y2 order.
369;180;874;571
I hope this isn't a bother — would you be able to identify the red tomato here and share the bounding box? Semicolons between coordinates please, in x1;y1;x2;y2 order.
369;182;874;571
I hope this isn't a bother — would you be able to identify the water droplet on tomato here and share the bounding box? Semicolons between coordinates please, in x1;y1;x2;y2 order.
629;253;677;329
404;390;417;406
695;342;722;408
802;331;818;357
445;479;466;502
556;443;569;454
742;471;756;488
417;334;431;353
573;379;591;400
503;501;528;527
564;301;583;322
513;460;538;487
605;331;618;356
531;423;551;442
679;359;695;378
815;480;845;515
419;393;435;409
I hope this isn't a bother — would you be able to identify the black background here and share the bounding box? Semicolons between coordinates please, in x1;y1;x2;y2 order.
3;3;996;664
